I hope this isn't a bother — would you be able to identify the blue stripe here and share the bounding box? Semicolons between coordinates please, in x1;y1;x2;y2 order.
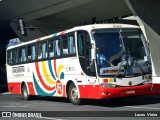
60;72;64;79
48;60;56;80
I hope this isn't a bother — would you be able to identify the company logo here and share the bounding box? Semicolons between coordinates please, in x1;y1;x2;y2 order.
12;66;25;73
128;81;132;86
1;112;11;117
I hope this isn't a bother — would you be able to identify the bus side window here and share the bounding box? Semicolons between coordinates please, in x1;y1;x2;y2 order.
18;47;27;63
62;35;68;55
55;39;61;56
37;43;42;59
77;31;90;56
12;49;18;64
22;47;27;62
18;48;22;63
68;35;75;54
49;40;55;57
42;42;47;59
77;33;83;56
8;50;13;64
27;46;31;61
31;45;36;60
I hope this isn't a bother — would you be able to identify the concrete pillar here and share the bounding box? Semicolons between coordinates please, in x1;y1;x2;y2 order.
126;0;160;84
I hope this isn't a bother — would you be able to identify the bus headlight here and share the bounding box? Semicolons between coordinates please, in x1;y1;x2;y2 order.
100;83;116;88
143;80;152;85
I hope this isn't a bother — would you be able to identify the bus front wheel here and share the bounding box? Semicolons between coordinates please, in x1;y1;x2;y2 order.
68;83;82;105
22;84;30;101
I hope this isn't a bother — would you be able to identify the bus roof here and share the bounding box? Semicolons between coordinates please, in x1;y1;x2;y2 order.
7;23;140;50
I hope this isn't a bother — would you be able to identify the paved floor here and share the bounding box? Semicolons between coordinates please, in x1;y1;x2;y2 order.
0;93;160;120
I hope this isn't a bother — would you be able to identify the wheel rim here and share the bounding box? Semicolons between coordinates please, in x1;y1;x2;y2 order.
70;87;78;102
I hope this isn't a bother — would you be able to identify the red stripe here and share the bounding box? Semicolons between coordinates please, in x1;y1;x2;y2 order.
60;31;65;35
54;60;57;77
36;38;41;42
35;62;55;91
27;82;36;95
8;82;21;94
62;85;66;97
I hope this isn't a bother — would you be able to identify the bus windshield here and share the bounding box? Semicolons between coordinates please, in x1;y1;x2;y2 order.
92;29;151;77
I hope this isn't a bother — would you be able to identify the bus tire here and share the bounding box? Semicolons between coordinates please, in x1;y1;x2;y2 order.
22;84;30;101
68;83;82;105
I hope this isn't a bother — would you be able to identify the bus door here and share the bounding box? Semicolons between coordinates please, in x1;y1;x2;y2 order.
77;31;97;83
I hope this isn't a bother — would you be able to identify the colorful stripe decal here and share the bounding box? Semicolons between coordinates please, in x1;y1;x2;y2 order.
27;82;36;95
48;60;56;80
60;31;65;35
32;30;66;43
54;60;57;77
52;33;58;37
42;61;55;85
33;73;56;96
58;65;64;78
36;38;41;42
60;72;64;79
35;62;55;91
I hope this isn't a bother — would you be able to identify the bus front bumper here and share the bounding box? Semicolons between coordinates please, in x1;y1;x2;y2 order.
99;84;152;99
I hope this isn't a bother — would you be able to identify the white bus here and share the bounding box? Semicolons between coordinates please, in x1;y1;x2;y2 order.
6;24;152;105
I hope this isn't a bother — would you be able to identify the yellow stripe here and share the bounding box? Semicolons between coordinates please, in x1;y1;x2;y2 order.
46;35;52;39
42;61;55;85
58;64;64;77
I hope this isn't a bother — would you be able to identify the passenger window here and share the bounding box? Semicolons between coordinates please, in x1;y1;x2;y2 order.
37;43;42;59
18;48;22;63
22;47;26;62
27;46;31;61
55;38;61;56
49;40;55;57
31;45;36;60
77;31;90;56
62;36;68;55
8;51;13;64
68;35;75;54
12;49;18;64
42;42;47;59
18;47;26;63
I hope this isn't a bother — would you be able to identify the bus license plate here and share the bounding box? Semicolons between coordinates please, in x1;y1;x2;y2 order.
126;90;135;94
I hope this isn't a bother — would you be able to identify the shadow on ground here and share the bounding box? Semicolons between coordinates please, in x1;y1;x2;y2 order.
23;95;160;107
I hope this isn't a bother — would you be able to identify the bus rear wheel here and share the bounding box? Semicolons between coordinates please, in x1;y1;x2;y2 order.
22;84;30;101
68;83;82;105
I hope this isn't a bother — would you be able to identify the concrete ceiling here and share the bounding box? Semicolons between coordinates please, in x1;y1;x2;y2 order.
30;0;131;33
0;0;131;40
